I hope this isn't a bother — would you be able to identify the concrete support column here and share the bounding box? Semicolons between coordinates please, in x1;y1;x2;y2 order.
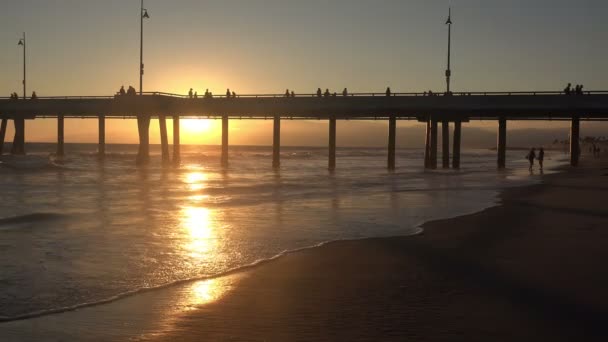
172;115;181;165
159;115;170;165
497;117;507;169
272;115;281;169
136;115;150;165
442;120;450;168
0;119;7;155
98;114;105;159
57;114;65;157
329;117;337;171
11;118;25;155
424;120;431;168
221;115;229;167
570;115;580;167
452;120;462;169
429;119;438;169
388;116;396;170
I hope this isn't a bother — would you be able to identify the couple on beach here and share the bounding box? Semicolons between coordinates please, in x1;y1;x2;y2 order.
526;148;544;171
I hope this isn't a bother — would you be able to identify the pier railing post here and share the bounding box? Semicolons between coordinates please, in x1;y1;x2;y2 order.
172;115;181;166
570;115;580;167
497;117;507;169
98;114;105;159
429;119;438;169
221;115;229;167
57;114;65;157
272;114;281;169
442;120;450;168
0;119;7;155
329;117;337;171
452;120;461;169
388;115;396;170
159;115;170;165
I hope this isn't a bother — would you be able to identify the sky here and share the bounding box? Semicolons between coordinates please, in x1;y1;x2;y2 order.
0;0;607;146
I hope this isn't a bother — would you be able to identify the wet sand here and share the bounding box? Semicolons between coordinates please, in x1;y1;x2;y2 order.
139;159;608;341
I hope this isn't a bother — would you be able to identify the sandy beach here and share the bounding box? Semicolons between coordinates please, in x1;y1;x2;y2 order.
124;158;607;342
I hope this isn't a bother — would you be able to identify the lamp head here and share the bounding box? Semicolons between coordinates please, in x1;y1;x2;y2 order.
18;39;24;46
143;9;150;19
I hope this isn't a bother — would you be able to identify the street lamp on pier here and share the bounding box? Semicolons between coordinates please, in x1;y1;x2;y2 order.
18;33;26;99
140;0;149;95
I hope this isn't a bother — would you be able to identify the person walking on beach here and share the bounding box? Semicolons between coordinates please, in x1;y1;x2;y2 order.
538;148;545;170
527;148;536;171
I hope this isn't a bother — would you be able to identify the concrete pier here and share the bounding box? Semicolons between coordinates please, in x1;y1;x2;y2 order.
497;117;507;169
442;120;450;168
159;115;170;165
424;120;431;168
429;119;438;169
388;116;396;170
98;115;105;159
272;115;281;169
57;114;65;157
173;115;181;165
221;115;229;167
0;119;7;155
570;115;580;167
452;120;461;169
328;117;336;171
11;118;25;155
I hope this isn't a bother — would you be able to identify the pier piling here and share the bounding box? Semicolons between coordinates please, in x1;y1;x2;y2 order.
221;115;229;167
424;120;431;168
136;116;150;165
497;117;507;169
442;120;450;168
57;114;65;157
429;119;438;169
98;114;105;159
452;120;461;169
159;115;170;165
388;116;396;170
0;119;7;155
272;115;281;169
570;115;580;167
329;117;336;171
172;115;180;165
11;118;25;155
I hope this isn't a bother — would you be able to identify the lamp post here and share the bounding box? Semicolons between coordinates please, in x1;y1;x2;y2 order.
140;0;149;95
18;33;26;99
445;8;452;94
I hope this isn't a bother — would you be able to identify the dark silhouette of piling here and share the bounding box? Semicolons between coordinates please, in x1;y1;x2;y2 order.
159;115;170;165
570;116;580;166
388;116;396;170
98;114;105;159
172;115;181;165
452;120;462;169
429;119;438;169
0;119;7;155
11;118;25;155
221;115;229;167
57;114;65;157
497;117;507;168
328;117;336;171
442;120;449;168
272;114;281;169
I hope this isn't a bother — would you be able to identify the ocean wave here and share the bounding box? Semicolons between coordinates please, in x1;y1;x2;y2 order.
0;226;423;323
0;213;66;228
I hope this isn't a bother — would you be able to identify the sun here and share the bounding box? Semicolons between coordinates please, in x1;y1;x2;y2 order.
184;119;214;133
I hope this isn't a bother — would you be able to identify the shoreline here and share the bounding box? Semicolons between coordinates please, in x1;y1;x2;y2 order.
3;159;606;341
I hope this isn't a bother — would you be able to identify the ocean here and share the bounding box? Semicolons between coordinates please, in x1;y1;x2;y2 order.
0;143;566;324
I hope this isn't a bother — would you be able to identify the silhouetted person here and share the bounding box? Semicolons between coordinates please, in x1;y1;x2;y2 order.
285;89;290;97
119;86;126;96
578;84;584;95
332;92;337;97
194;91;198;99
564;83;571;95
189;88;194;98
232;91;236;98
291;91;295;97
342;88;348;97
428;90;434;96
226;89;231;98
324;89;330;98
538;148;544;170
316;88;322;98
386;87;392;97
31;91;37;100
527;148;536;171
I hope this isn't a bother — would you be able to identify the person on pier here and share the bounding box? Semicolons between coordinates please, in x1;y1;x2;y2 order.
564;83;572;95
31;91;37;100
119;86;126;96
291;91;295;97
526;148;536;171
189;88;194;98
317;88;322;98
204;89;210;98
324;89;330;98
232;91;237;98
386;87;392;97
342;88;348;96
194;91;198;99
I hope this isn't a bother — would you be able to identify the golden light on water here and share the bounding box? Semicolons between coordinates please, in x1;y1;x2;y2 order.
181;206;216;258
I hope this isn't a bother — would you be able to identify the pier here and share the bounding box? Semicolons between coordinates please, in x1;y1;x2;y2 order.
1;90;607;169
